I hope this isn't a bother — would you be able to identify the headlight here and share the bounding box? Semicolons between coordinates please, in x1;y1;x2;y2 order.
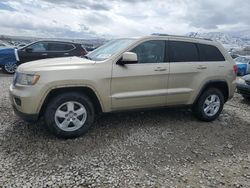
237;78;246;85
14;72;40;86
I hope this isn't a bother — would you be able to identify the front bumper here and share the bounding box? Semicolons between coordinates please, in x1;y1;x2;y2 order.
236;83;250;97
12;104;39;123
9;84;42;122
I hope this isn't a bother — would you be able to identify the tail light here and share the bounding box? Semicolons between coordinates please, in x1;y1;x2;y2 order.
80;49;87;57
233;64;238;74
80;46;88;57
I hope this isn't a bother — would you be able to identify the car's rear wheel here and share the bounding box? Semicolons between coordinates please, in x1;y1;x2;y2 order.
45;92;95;138
3;62;17;74
193;88;224;122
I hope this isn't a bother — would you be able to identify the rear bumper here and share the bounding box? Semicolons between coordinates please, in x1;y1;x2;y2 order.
236;83;250;97
228;79;237;101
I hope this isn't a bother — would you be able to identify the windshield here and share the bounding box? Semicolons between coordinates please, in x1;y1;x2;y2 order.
235;57;250;63
86;39;135;61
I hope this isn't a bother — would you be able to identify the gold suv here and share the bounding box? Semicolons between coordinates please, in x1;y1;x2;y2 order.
10;35;237;138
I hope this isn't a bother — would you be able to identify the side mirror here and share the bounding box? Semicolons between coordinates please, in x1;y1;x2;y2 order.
25;48;33;53
117;52;138;65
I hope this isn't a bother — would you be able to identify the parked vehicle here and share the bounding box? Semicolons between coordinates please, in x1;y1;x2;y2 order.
17;40;88;65
237;75;250;100
235;56;250;76
229;52;239;59
0;42;9;49
0;48;18;74
10;35;237;138
16;43;27;48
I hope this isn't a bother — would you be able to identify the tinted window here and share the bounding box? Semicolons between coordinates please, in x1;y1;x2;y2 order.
29;42;49;52
198;44;225;61
131;40;165;63
169;41;199;62
64;44;75;51
48;43;75;51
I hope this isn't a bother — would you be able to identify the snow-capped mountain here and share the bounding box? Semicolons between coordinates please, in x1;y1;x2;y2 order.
187;32;249;50
230;30;250;40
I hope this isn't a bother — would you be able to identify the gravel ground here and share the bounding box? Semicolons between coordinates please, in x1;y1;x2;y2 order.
0;72;250;187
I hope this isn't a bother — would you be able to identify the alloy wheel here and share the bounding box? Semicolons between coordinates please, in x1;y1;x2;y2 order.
54;101;87;132
203;94;221;117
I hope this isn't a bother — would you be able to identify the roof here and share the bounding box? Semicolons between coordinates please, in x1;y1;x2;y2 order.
151;33;213;41
35;40;80;44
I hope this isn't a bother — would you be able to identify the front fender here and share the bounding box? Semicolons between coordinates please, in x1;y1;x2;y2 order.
36;81;109;114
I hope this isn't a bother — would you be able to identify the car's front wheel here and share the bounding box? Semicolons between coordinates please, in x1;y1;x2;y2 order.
193;88;224;122
45;92;95;138
2;62;17;74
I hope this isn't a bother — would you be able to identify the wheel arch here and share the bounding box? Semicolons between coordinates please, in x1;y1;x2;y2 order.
194;80;229;104
39;86;103;118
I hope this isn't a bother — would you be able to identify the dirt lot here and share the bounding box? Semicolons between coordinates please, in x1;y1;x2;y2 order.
0;71;250;187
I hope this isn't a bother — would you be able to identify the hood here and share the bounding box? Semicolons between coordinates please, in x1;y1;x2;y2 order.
0;47;15;55
18;56;95;72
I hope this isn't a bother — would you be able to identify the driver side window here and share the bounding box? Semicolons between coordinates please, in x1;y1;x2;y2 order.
29;42;49;52
131;40;165;63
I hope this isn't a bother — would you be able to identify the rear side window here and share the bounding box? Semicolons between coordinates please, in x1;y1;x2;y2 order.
48;43;75;51
169;41;199;62
198;44;225;61
64;44;75;51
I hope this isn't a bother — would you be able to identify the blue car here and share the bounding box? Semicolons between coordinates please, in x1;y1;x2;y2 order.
235;56;250;76
0;48;18;74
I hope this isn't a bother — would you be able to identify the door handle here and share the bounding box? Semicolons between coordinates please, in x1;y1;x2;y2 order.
197;65;207;70
154;67;167;71
64;53;69;55
42;53;48;56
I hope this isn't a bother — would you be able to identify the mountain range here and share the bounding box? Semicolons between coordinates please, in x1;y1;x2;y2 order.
187;32;250;50
1;32;250;51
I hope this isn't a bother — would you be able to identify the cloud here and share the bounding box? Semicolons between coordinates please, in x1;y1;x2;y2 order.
182;0;250;30
0;0;249;38
41;0;110;11
0;2;16;11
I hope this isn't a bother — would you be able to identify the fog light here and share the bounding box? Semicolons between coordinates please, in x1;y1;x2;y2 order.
14;97;21;106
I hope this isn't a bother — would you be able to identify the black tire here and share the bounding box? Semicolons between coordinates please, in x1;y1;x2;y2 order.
243;95;250;101
193;88;224;122
2;63;17;74
44;92;95;138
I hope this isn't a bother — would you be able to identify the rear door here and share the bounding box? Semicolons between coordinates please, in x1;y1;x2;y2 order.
111;40;169;110
167;40;226;105
47;42;76;58
167;40;201;105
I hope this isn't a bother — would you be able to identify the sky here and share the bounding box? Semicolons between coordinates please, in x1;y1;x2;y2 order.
0;0;249;39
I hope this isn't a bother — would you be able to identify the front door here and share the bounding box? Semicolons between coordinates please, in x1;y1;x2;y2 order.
111;40;169;110
18;41;49;63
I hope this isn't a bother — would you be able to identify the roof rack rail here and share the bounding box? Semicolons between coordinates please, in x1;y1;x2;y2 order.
151;33;213;41
151;33;169;36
